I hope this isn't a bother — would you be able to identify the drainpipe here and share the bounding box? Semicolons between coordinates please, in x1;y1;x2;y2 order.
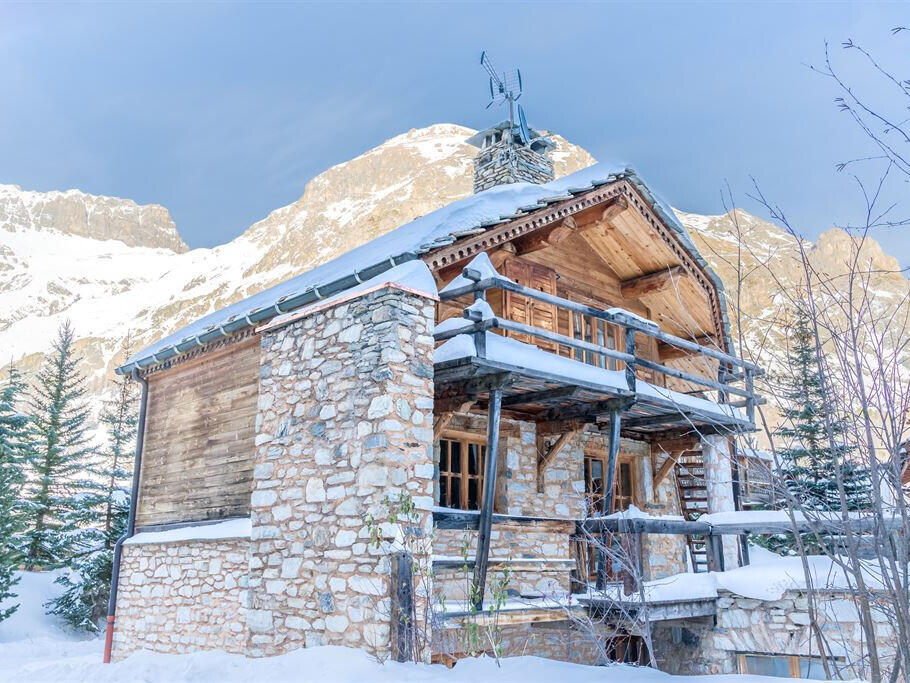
103;367;149;663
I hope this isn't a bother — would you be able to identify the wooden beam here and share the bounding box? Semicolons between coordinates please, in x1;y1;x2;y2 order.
652;450;683;495
433;401;475;440
502;386;580;407
620;265;687;300
510;216;577;255
537;430;578;492
600;195;629;225
597;408;622;590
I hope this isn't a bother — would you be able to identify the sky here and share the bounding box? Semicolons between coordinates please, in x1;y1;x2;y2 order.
1;2;908;268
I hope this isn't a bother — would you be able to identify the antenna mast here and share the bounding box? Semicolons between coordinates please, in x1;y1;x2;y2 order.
480;51;522;143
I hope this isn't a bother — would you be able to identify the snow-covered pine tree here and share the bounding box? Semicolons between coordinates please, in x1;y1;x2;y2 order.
762;307;871;553
48;340;137;631
0;366;30;622
21;321;95;570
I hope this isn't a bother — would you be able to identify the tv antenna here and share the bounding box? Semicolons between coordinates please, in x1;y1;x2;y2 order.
480;51;524;142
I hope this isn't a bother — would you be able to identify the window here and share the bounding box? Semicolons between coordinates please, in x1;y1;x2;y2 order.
584;450;637;514
738;653;837;679
438;436;486;511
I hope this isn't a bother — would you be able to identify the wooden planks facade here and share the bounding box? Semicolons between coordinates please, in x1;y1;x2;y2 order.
135;337;260;527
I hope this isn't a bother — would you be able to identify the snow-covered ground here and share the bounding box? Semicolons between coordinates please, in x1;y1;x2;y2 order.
0;571;795;682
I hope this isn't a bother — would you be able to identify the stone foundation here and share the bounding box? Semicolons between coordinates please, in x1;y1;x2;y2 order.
112;538;249;660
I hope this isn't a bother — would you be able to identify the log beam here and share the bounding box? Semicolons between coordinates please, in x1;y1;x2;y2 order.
537;431;579;492
620;265;687;300
510;216;577;256
600;196;629;226
652;449;687;495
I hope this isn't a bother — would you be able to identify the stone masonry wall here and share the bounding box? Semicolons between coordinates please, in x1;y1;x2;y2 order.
473;142;554;193
247;287;436;658
112;538;249;660
652;590;898;678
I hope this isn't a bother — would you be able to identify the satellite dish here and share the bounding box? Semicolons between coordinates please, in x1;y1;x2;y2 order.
517;105;532;145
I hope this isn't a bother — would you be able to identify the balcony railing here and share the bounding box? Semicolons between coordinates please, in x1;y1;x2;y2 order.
436;263;763;424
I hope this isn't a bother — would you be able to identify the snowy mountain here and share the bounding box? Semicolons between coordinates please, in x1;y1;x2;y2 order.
1;124;906;420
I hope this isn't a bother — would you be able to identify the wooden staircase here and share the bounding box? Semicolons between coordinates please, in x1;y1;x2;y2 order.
675;451;710;572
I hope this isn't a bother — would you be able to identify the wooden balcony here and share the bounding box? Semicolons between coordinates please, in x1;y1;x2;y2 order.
434;262;763;438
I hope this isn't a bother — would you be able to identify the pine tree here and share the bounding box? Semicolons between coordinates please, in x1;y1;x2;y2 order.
0;366;30;622
761;307;871;553
48;341;137;631
21;321;95;570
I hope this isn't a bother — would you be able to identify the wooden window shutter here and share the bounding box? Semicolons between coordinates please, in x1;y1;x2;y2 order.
501;257;558;352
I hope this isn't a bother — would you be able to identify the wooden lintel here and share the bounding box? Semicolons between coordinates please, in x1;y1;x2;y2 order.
537;430;578;492
433;400;475;440
620;265;687;300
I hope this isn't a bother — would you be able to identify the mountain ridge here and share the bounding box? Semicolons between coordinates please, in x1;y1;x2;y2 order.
0;125;906;430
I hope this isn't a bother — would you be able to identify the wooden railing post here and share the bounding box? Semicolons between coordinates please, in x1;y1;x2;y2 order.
744;368;755;424
624;327;636;392
391;551;414;662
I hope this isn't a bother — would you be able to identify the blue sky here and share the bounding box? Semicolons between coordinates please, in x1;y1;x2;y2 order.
1;2;907;267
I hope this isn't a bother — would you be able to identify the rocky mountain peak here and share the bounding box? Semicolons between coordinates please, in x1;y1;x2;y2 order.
0;183;188;253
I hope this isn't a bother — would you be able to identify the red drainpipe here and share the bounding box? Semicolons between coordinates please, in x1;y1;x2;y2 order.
103;368;149;663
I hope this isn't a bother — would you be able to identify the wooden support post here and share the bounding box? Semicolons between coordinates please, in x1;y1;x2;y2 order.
537;430;578;492
624;327;636;392
597;409;623;590
744;368;755;424
705;534;725;573
471;387;503;611
391;551;414;663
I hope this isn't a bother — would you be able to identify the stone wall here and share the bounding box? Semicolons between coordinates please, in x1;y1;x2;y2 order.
439;622;608;665
434;521;575;601
112;538;249;660
652;590;898;679
473;142;554;193
247;287;436;658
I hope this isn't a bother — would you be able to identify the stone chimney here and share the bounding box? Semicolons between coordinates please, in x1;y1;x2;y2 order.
466;122;555;193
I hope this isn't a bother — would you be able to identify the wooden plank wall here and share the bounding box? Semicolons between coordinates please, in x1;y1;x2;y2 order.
135;338;260;527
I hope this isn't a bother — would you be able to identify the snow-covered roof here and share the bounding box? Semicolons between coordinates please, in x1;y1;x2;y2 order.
119;163;732;374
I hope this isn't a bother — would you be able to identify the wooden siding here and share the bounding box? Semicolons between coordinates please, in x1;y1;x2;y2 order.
135;338;260;527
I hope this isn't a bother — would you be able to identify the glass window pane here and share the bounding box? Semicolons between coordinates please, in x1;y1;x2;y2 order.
800;657;829;680
620;462;633;497
450;482;461;509
439;475;449;508
450;441;462;473
743;655;790;677
467;479;479;510
468;444;481;475
439;441;449;471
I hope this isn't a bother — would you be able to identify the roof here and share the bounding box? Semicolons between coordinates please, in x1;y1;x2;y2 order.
119;162;734;374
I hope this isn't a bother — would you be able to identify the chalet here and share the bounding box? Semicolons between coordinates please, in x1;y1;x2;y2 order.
103;124;890;678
